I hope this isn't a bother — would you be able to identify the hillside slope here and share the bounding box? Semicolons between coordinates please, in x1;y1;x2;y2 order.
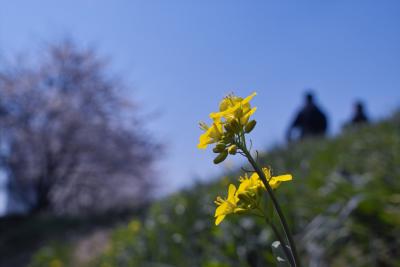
30;113;400;267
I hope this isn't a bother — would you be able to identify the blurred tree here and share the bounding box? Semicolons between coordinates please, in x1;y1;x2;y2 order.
0;41;160;215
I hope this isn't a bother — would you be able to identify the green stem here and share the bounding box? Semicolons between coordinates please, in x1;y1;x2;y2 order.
269;219;296;267
255;208;295;267
239;143;301;267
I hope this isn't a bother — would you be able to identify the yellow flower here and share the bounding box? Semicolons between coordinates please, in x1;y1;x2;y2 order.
128;220;141;233
210;92;257;125
49;259;63;267
237;172;263;195
238;167;292;193
214;184;241;225
197;119;224;149
263;167;292;189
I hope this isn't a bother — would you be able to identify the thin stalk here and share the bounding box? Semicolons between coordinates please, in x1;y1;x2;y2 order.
239;142;301;267
269;219;296;267
255;208;295;267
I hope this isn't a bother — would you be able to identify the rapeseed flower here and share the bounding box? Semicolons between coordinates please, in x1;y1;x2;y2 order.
237;172;264;195
197;92;258;166
214;169;292;226
237;167;292;196
128;220;141;233
197;119;224;149
210;92;257;125
214;184;242;225
262;167;292;190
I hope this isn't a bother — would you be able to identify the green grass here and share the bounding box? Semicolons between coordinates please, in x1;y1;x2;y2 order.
0;210;146;267
22;112;400;266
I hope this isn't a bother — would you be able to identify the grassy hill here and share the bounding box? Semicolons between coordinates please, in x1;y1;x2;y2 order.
9;112;400;267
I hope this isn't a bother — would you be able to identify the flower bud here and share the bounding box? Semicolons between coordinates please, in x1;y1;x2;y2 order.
221;133;234;144
230;120;241;133
224;123;233;133
213;144;226;153
228;144;237;155
213;150;228;164
245;120;257;133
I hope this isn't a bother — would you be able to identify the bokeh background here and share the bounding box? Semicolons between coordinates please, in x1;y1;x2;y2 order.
0;1;399;267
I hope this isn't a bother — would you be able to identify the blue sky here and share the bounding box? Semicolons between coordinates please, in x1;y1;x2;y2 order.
0;0;399;211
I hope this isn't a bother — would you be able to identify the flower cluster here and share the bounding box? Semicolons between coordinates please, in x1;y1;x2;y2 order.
198;92;257;164
214;167;292;225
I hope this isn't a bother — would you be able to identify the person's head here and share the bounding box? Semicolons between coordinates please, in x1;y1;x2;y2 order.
304;91;314;105
354;101;365;113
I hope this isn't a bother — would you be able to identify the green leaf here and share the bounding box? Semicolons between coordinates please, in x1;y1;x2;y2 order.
271;241;291;267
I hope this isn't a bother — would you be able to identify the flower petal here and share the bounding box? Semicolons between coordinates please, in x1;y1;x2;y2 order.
242;92;257;104
215;214;226;225
215;203;228;217
228;184;237;199
273;174;292;182
197;133;211;149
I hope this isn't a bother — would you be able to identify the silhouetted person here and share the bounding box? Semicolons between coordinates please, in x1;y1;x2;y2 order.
349;101;369;125
286;92;328;142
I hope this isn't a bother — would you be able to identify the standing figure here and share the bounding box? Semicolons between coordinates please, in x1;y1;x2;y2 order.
349;101;369;125
286;91;328;142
